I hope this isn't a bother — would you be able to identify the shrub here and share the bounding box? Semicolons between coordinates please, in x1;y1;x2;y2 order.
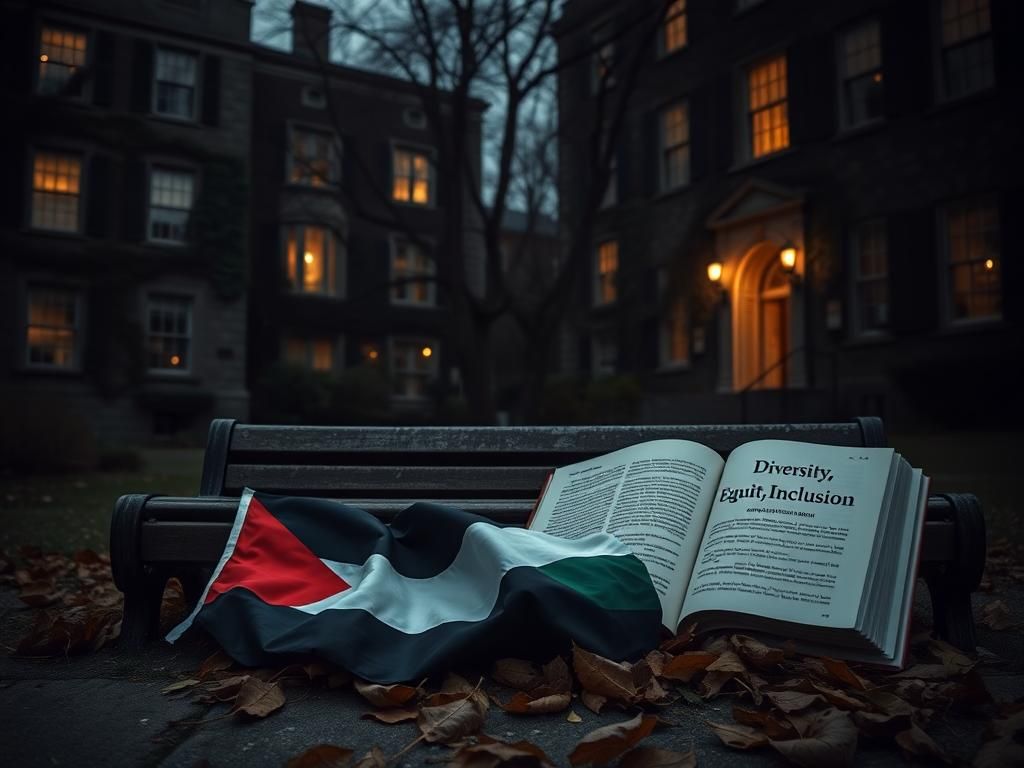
0;392;98;473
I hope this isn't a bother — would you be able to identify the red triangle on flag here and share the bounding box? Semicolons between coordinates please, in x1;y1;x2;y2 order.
204;495;350;607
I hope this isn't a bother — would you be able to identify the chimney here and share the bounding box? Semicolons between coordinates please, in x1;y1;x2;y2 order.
291;1;331;62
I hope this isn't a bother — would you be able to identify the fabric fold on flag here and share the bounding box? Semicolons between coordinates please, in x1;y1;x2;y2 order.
167;489;662;683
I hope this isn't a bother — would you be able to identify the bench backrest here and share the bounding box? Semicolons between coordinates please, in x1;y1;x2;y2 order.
197;418;885;521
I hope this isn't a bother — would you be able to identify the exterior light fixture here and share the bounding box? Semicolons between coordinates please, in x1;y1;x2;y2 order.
40;54;49;62
421;346;433;358
303;251;315;265
985;258;994;270
707;262;723;283
170;355;181;367
779;245;797;273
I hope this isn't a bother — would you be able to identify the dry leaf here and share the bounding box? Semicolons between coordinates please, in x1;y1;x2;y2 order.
572;644;638;703
980;600;1013;630
860;689;914;717
360;708;418;724
417;690;489;744
492;658;544;691
707;721;769;750
581;690;607;714
202;675;251;702
231;677;286;718
894;724;950;764
642;650;670;678
705;650;746;675
197;650;234;680
974;710;1024;768
808;682;868;712
764;689;828;713
162;679;201;695
925;639;976;674
733;706;798;740
500;691;571;715
567;709;583;723
354;679;419;708
731;635;785;669
818;659;870;691
568;713;658;766
352;746;387;768
769;708;858;768
442;673;476;694
852;710;912;740
542;656;572;693
619;746;696;768
18;580;60;607
450;737;555;768
891;664;951;680
698;671;736;699
660;622;698;654
661;651;717;683
286;744;354;768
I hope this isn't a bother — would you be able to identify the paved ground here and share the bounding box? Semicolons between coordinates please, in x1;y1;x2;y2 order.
1;583;1022;768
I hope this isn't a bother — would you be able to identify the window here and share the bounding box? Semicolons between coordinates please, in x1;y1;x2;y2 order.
26;286;79;369
943;198;1001;322
938;0;994;99
660;102;690;190
391;238;435;305
662;0;687;54
392;147;431;205
289;128;338;187
148;168;194;243
37;25;87;96
660;299;689;367
850;219;888;335
285;337;335;372
153;48;197;119
591;329;617;377
31;151;81;232
747;55;789;159
146;295;192;372
839;19;884;128
595;240;618;305
391;338;438;400
285;225;341;296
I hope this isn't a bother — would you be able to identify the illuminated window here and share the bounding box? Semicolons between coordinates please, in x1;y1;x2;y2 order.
660;102;690;190
663;0;687;54
153;48;197;119
146;295;192;372
591;329;617;377
839;19;884;128
392;147;431;205
850;219;888;335
38;25;87;95
747;55;789;159
31;151;81;232
289;128;338;187
391;238;435;305
26;286;78;369
594;240;618;305
943;198;1001;322
938;0;993;100
660;299;689;367
391;338;438;400
284;225;341;296
285;337;335;372
148;168;194;243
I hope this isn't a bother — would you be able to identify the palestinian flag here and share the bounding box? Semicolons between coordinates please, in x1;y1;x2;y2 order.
167;490;662;682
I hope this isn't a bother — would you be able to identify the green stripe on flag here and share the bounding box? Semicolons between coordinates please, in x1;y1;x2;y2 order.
537;555;660;612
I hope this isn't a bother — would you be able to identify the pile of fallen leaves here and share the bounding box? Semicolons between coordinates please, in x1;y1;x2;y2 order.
156;625;1014;767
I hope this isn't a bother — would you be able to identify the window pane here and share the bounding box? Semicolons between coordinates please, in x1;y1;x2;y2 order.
38;26;88;95
311;340;333;372
664;0;687;53
154;49;197;118
31;152;81;232
303;227;326;292
749;57;789;158
26;287;77;368
946;199;1001;320
392;148;431;205
146;296;192;371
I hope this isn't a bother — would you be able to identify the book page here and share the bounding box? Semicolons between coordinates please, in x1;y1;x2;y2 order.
680;440;893;630
530;439;724;627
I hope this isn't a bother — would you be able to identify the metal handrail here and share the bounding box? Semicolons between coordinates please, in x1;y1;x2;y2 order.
738;346;839;423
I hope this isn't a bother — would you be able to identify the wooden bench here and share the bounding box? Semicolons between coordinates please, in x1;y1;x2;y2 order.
111;417;986;653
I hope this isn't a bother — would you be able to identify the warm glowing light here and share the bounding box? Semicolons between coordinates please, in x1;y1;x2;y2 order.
170;355;181;367
304;251;314;264
40;54;49;62
420;346;433;358
368;349;379;360
985;258;994;270
780;247;797;272
873;72;882;83
706;262;723;283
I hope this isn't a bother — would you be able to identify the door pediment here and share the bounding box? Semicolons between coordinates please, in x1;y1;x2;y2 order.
706;179;803;231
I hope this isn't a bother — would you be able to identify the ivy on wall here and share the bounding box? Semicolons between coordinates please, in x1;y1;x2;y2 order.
193;156;249;302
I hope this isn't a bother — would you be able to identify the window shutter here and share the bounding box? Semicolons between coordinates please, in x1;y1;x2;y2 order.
887;210;936;334
201;55;221;126
689;87;709;181
993;2;1023;89
882;4;930;117
788;37;834;144
92;31;116;107
86;154;112;238
1;145;26;229
713;73;733;172
130;40;153;113
615;137;628;203
643;110;658;196
6;7;33;93
124;158;148;242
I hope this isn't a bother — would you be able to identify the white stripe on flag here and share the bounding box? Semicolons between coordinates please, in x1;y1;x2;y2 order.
294;523;634;634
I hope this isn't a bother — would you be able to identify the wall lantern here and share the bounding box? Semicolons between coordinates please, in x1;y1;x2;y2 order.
707;261;723;284
779;245;797;273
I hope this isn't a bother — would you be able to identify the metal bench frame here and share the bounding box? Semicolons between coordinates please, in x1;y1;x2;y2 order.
111;417;985;652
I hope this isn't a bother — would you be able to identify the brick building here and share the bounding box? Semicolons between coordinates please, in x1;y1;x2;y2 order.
0;0;253;445
557;0;1023;428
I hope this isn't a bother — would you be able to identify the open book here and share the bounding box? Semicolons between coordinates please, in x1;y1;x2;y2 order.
529;439;929;669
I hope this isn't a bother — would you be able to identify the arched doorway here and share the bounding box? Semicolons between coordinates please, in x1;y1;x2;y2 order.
732;241;791;390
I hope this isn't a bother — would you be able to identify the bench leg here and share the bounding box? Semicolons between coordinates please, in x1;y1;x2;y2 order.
179;567;212;611
922;493;985;652
120;568;168;650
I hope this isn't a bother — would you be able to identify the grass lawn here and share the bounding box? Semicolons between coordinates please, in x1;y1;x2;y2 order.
0;449;203;555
